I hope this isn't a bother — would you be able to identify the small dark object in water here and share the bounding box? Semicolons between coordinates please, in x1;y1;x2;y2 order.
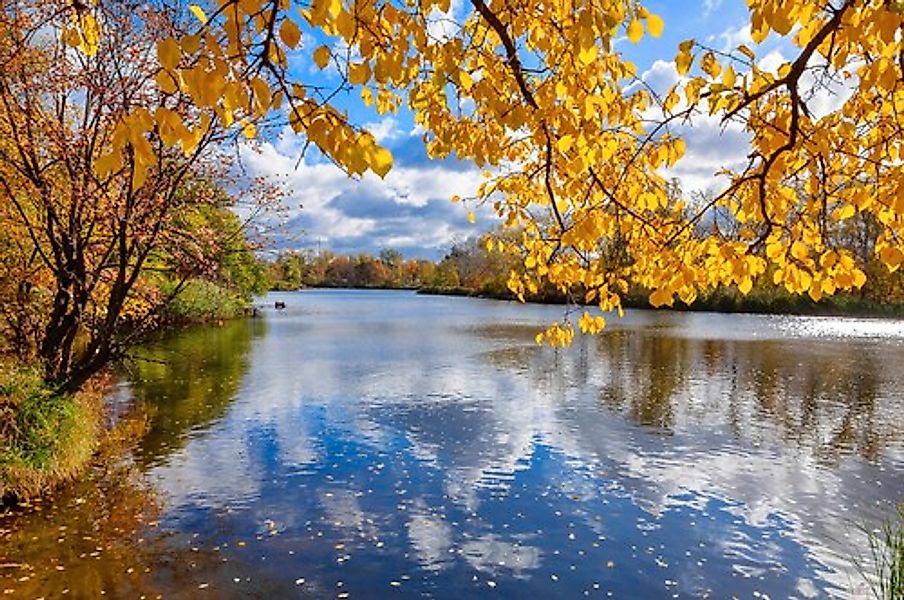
274;301;286;310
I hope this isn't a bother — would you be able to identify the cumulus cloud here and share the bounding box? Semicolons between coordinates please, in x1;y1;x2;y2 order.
363;117;402;143
239;129;485;259
634;43;852;199
640;59;680;97
662;114;750;196
632;59;752;197
714;23;753;51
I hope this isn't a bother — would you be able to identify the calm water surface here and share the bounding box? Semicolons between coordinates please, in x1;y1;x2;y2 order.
2;289;903;598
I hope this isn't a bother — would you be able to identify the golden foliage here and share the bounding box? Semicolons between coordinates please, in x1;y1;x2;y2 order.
24;0;904;342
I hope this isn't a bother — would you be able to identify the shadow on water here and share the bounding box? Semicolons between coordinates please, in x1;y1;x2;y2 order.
0;460;239;598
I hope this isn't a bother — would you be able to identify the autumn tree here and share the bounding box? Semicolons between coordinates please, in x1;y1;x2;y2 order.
27;0;904;350
0;0;275;390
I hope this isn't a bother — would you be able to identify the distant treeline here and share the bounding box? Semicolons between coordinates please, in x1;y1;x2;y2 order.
266;245;493;292
268;225;904;318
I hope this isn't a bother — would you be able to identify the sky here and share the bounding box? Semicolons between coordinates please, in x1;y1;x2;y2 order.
240;0;789;260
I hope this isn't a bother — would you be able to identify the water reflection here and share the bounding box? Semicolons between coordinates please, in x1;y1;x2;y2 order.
127;318;266;467
0;462;232;598
1;290;902;598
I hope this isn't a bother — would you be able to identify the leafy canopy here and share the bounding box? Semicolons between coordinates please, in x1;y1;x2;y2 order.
59;0;904;342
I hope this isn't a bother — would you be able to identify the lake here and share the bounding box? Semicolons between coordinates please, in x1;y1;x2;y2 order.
2;289;903;598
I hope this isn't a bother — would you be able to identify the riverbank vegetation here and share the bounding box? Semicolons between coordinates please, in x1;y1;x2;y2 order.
0;1;271;500
0;361;99;502
857;504;904;600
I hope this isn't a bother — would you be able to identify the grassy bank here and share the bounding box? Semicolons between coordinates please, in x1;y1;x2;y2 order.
160;278;254;325
0;362;101;503
0;280;245;504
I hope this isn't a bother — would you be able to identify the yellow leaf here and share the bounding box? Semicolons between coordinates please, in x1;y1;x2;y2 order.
701;52;721;78
467;211;476;224
722;65;736;88
557;135;574;153
668;138;686;165
791;241;809;261
459;70;473;91
737;45;755;60
675;49;693;76
280;18;301;49
313;45;330;69
577;44;598;65
649;288;672;308
349;62;370;85
94;151;121;178
189;4;208;24
808;282;823;302
751;21;769;44
251;77;272;114
368;146;393;178
157;38;181;70
831;204;855;220
241;120;256;139
181;34;201;54
879;246;903;272
738;278;753;295
626;20;643;44
62;26;81;48
646;14;664;38
77;14;101;56
155;70;179;94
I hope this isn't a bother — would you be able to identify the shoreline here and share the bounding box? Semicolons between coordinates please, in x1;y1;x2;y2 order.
273;285;904;320
415;286;904;320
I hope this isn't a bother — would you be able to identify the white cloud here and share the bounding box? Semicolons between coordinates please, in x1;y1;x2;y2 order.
715;23;753;51
641;59;680;97
633;60;751;197
425;0;464;43
238;134;485;257
663;113;751;196
702;0;724;17
758;49;787;74
363;117;401;143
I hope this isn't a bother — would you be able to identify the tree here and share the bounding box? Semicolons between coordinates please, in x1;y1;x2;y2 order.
13;0;904;351
0;0;274;390
269;251;307;290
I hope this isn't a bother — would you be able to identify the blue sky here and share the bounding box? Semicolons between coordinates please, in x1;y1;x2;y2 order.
241;0;783;260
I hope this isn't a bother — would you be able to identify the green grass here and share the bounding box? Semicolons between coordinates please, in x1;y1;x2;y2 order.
856;505;904;600
161;278;250;324
0;361;100;503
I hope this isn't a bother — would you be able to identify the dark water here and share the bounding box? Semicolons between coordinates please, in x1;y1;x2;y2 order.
2;289;903;598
